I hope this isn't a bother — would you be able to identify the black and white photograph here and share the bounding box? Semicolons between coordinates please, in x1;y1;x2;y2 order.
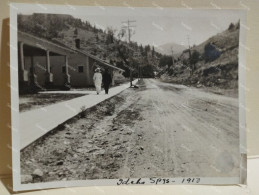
10;3;247;190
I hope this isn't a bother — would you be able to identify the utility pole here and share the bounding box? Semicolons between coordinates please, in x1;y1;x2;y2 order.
122;20;136;87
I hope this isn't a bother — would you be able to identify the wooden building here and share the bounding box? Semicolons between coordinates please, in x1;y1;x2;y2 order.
18;31;124;93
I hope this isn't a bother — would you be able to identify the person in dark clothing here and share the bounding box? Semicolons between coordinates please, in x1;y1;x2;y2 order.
102;68;112;94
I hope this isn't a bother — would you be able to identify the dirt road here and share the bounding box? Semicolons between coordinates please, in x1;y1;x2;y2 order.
21;79;239;182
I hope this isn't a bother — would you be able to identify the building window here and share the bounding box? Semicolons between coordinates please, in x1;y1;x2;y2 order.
62;66;66;73
78;66;84;73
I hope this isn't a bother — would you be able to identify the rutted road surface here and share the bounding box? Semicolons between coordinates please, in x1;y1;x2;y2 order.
21;79;239;183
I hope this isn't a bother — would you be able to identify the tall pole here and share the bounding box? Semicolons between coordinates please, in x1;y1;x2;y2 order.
122;20;136;87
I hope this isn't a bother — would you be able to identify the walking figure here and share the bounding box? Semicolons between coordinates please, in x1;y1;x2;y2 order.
102;68;112;94
93;68;102;95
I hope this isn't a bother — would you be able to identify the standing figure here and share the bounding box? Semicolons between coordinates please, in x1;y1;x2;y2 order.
93;68;102;94
102;68;112;94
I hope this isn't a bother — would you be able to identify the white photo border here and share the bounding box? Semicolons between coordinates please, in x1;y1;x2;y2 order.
10;3;247;191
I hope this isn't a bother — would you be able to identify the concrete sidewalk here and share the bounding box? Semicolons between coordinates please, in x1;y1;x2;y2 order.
20;80;138;150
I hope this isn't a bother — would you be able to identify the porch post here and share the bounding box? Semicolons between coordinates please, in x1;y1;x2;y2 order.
65;55;69;74
19;42;25;71
46;50;50;73
45;50;53;86
64;55;70;87
19;42;29;83
111;70;115;86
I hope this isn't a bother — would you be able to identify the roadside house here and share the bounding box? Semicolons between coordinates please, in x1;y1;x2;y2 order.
18;31;124;93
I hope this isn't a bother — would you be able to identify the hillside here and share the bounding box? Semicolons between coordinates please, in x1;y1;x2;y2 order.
18;13;162;78
155;42;187;57
160;22;240;95
18;13;240;93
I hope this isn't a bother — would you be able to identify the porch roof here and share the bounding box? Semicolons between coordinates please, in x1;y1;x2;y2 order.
18;31;124;72
18;31;76;56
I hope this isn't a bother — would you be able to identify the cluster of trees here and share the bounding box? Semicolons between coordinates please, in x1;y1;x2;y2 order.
228;21;239;31
189;50;200;74
139;45;155;57
159;55;173;68
105;27;116;44
108;40;158;78
103;27;160;78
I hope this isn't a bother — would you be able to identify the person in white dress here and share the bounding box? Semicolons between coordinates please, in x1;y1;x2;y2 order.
93;68;102;94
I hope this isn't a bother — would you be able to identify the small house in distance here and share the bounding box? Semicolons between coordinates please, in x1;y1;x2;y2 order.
18;31;124;94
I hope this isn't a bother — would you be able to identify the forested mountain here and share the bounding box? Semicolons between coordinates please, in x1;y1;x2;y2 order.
155;42;187;57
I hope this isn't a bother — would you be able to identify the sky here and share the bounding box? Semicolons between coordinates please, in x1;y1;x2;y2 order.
19;6;244;47
72;8;243;47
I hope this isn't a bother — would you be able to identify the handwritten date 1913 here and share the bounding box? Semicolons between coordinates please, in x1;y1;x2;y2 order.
116;178;201;185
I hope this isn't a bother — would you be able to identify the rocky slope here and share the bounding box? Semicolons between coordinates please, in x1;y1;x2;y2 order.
161;22;240;94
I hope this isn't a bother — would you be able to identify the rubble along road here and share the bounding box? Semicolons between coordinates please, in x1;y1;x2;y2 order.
21;79;239;183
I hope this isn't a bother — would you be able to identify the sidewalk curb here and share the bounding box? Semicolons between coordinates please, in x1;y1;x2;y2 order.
20;80;138;150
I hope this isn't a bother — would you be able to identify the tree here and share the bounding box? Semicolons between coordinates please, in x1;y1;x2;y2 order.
228;22;235;31
189;50;200;74
141;65;155;78
146;45;151;51
106;27;116;44
93;25;97;33
152;46;155;57
159;55;173;68
139;44;144;55
190;50;200;65
144;45;151;55
116;61;130;77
